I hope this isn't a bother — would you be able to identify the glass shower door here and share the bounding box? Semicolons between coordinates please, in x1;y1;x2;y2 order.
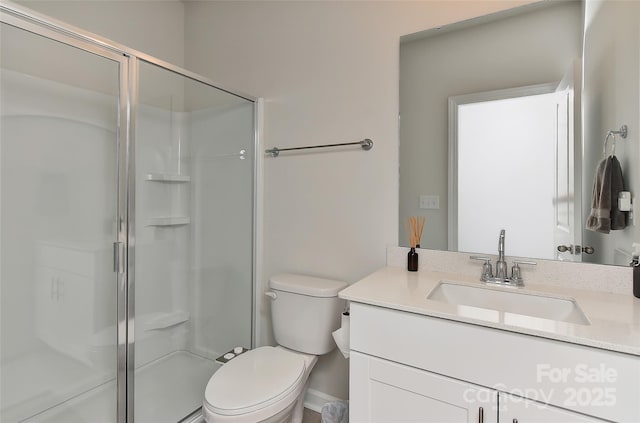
133;60;255;422
0;19;125;423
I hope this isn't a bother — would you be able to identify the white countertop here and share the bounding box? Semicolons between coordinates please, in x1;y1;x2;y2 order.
339;266;640;356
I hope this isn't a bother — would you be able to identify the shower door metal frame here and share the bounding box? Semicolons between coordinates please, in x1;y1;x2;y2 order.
0;2;261;422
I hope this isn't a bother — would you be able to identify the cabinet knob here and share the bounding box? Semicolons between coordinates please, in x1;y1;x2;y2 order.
557;244;573;253
582;245;595;254
478;407;484;423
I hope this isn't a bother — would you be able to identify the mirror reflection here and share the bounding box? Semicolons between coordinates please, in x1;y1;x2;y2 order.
399;0;639;266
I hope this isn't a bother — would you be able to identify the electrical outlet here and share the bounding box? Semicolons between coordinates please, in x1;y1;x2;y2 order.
419;195;440;210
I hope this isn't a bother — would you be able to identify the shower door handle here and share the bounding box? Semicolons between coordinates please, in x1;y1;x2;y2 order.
113;242;124;274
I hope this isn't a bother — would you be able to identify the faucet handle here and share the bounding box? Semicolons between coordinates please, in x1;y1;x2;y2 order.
470;255;491;260
512;259;537;266
470;256;493;281
510;260;537;285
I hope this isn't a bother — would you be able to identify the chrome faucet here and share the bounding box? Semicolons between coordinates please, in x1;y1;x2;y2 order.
471;229;536;287
495;229;508;279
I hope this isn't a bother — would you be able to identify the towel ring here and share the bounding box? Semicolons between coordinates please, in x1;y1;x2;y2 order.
603;125;628;158
603;132;617;157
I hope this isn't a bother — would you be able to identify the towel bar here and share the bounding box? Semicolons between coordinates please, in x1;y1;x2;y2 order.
265;139;373;158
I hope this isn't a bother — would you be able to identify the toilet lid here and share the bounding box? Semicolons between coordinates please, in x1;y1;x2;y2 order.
204;346;307;415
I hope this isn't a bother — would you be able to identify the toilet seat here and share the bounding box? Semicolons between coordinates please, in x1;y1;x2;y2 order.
204;346;308;416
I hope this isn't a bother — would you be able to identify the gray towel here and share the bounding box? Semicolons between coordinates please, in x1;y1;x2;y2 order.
586;155;627;233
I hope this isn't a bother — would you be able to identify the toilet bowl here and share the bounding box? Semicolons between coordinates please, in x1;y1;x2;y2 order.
203;274;347;423
203;346;317;423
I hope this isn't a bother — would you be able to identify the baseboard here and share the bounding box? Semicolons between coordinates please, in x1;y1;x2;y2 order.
303;388;345;413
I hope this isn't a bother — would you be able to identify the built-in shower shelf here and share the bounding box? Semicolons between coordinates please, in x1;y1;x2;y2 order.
147;217;190;227
144;311;190;331
146;173;191;182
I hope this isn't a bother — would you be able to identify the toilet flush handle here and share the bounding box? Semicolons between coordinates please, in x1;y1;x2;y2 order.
264;291;277;300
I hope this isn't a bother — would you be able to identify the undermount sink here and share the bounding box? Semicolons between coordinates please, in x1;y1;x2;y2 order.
427;281;590;325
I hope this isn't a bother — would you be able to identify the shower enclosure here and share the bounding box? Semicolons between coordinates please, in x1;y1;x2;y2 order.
0;3;258;422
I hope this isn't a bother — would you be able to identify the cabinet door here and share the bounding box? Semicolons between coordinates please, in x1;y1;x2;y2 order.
351;351;496;423
35;266;62;347
35;266;94;363
500;393;607;423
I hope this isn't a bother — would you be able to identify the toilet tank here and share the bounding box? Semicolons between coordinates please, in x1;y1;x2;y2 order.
269;274;348;355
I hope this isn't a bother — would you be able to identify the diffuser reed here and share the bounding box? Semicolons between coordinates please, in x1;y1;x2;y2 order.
406;216;425;271
406;216;425;248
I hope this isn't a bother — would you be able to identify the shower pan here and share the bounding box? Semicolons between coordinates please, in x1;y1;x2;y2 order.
0;3;259;423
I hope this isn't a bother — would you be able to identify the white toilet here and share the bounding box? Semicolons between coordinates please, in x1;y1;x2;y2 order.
203;273;348;423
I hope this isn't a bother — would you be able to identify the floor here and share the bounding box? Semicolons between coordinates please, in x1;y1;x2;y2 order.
303;407;322;423
192;408;321;423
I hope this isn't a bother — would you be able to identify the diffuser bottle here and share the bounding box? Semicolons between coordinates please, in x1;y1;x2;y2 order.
407;248;418;272
406;216;424;272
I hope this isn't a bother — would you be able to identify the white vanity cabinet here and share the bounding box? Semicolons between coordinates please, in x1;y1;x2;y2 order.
348;302;639;423
500;394;606;423
351;351;496;422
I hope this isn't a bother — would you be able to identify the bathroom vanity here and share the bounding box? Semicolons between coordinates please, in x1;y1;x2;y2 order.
340;265;640;423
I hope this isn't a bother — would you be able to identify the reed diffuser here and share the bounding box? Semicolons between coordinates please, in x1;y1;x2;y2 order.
406;216;425;272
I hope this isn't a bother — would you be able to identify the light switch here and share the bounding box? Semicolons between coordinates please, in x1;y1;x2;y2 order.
420;195;440;210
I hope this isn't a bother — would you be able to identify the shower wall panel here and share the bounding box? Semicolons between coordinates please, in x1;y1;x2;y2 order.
134;103;192;368
134;60;255;422
1;70;117;361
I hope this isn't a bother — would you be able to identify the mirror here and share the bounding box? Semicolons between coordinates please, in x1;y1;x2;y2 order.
399;0;639;266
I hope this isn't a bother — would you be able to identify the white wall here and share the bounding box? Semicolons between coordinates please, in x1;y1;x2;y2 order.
582;0;640;265
184;0;534;400
15;0;185;67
